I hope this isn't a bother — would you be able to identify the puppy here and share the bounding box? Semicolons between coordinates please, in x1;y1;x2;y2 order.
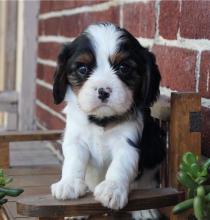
51;22;166;220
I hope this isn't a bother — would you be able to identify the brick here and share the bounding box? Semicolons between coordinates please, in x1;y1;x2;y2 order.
40;0;53;14
201;107;210;157
36;84;65;113
50;0;107;11
38;42;61;61
40;17;62;35
159;0;180;39
152;45;197;91
37;64;55;85
180;1;210;39
199;51;210;98
36;105;65;130
60;7;120;37
123;2;156;38
40;0;107;13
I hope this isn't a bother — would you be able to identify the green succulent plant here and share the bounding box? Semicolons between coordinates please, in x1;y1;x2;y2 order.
0;168;24;206
173;152;210;220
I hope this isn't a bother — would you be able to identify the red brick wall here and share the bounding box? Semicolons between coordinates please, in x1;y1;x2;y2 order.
36;0;210;155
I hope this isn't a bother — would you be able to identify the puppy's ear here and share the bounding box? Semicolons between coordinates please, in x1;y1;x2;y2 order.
53;44;72;104
141;50;161;107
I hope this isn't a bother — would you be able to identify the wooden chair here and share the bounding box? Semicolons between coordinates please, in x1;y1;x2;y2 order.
0;93;201;220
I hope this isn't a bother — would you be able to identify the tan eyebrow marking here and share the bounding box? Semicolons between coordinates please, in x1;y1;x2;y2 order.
76;53;93;64
109;51;128;64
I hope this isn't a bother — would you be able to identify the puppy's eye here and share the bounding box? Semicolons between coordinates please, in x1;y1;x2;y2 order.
117;63;132;75
77;65;89;75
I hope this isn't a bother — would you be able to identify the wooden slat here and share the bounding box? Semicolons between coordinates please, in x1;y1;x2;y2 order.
7;186;51;202
169;93;201;220
2;166;60;218
17;188;184;218
0;208;6;220
8;174;59;188
3;202;36;220
89;213;132;220
0;102;17;113
5;166;61;176
169;93;201;187
0;142;9;168
39;218;63;220
0;130;62;142
1;203;14;220
4;167;60;202
0;91;18;103
3;202;32;219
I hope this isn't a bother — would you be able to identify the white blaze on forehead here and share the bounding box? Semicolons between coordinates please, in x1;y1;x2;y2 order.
85;23;123;66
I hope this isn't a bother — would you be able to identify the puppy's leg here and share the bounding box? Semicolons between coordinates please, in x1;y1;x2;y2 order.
51;142;89;200
94;143;139;210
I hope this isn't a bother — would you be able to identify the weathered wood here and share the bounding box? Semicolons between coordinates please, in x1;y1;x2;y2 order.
0;130;62;142
39;218;64;220
4;166;60;204
17;0;39;131
4;1;17;91
5;166;60;176
0;208;5;220
169;93;201;220
0;142;9;168
8;174;59;188
17;188;184;218
2;201;36;220
89;213;132;220
0;102;17;114
2;165;61;219
169;93;201;187
0;91;18;113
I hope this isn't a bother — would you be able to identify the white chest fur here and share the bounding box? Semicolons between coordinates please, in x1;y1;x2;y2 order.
62;92;143;191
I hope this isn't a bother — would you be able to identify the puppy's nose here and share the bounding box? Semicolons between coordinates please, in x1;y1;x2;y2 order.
98;88;110;102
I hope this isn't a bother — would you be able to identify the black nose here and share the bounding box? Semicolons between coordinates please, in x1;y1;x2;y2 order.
98;88;110;102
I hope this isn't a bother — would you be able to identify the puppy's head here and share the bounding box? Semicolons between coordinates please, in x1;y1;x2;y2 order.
53;23;161;118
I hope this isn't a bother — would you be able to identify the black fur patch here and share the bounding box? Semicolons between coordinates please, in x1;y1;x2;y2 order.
88;113;130;127
53;34;96;104
113;28;161;108
139;108;166;169
127;108;166;178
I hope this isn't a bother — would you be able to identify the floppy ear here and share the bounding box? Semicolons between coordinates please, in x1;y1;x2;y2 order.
141;50;161;107
53;44;72;104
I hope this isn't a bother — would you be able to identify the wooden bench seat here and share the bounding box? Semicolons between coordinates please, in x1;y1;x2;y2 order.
1;166;61;220
17;188;184;218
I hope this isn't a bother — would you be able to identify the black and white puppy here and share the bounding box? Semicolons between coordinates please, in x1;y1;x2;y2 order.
51;23;165;220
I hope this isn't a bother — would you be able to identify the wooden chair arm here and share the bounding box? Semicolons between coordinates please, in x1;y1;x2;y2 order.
17;187;184;218
0;130;62;142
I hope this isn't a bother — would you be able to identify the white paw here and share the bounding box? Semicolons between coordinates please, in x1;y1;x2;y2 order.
131;209;160;220
94;180;128;210
51;179;88;200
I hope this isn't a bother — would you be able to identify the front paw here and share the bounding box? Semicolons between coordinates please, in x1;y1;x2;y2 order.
94;180;128;210
51;179;88;200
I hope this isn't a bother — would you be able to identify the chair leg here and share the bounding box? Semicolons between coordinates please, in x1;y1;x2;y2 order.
0;142;9;168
